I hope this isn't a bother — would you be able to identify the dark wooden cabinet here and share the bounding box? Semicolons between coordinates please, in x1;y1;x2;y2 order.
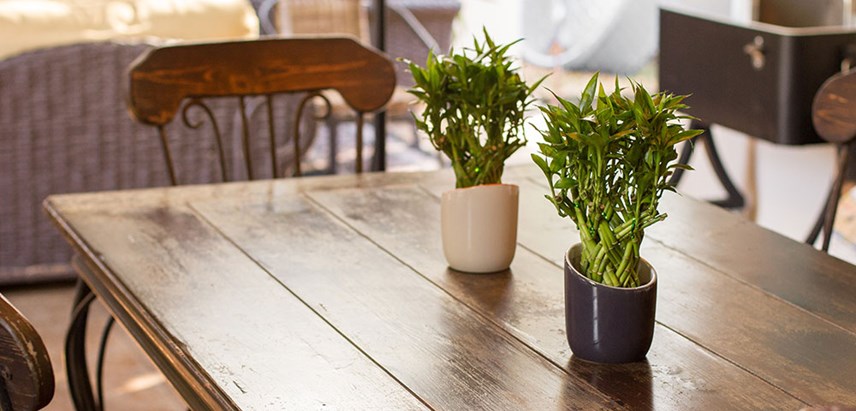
660;7;856;145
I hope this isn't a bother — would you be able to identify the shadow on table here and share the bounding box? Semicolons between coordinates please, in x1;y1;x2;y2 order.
564;356;653;409
442;268;514;315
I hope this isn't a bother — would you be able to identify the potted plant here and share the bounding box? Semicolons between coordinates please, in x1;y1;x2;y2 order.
406;30;544;273
533;73;701;363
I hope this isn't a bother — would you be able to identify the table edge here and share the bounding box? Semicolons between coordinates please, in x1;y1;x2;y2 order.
43;198;240;411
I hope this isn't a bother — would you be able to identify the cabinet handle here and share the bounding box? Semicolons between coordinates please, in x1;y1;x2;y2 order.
743;36;766;71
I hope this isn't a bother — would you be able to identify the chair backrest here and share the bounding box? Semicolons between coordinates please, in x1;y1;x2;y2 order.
0;293;54;410
127;37;396;185
813;69;856;144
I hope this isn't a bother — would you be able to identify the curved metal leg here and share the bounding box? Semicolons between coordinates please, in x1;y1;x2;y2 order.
66;279;98;411
668;122;745;209
807;143;852;252
701;128;745;209
66;278;118;411
668;135;697;187
97;317;116;411
806;190;832;246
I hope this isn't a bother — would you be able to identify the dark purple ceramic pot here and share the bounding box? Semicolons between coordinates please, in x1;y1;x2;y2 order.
564;243;657;364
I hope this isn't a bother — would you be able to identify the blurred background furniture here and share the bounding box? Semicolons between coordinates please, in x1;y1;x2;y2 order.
808;69;856;251
0;0;265;286
0;292;54;410
521;0;658;74
256;0;459;171
261;0;459;84
660;4;856;223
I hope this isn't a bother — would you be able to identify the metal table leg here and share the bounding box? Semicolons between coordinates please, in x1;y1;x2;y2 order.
66;279;98;411
669;121;746;209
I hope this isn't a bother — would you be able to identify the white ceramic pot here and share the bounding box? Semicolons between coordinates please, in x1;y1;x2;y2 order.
440;184;519;273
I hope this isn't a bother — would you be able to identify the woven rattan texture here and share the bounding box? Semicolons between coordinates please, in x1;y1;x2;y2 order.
0;42;312;285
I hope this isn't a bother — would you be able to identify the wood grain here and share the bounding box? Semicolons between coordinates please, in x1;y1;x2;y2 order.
191;194;619;410
523;167;856;334
650;192;856;333
128;37;396;125
45;197;427;410
309;184;807;410
0;293;54;410
512;178;856;405
43;164;856;408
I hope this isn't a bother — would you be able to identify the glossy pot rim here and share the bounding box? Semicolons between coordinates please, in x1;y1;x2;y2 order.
444;183;519;192
565;243;657;291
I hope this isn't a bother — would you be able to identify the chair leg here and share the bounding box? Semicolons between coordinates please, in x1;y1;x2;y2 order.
327;117;339;174
806;189;832;246
66;279;98;411
372;111;386;172
823;143;851;251
806;142;853;251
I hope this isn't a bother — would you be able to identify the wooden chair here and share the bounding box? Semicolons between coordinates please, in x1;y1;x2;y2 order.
806;69;856;251
64;37;395;411
127;36;396;183
0;293;54;410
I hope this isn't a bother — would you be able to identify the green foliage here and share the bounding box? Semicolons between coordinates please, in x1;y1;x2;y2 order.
406;29;545;188
533;73;702;287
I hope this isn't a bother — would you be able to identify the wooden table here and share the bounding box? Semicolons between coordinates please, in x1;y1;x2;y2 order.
44;165;856;410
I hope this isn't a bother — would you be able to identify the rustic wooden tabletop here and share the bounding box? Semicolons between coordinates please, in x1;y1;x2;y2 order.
44;165;856;410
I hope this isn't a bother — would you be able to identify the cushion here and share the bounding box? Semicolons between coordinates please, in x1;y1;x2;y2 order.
0;0;259;59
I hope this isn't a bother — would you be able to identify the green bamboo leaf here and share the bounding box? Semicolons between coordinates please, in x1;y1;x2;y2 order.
668;129;703;146
532;72;701;286
580;72;599;111
555;177;576;189
531;153;550;176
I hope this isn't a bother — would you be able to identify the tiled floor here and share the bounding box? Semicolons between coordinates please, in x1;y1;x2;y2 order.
4;68;856;411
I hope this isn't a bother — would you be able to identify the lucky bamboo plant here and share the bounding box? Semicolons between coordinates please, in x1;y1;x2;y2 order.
533;73;701;287
406;29;544;188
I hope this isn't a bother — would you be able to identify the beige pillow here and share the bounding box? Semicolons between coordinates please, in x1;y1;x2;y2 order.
0;0;259;59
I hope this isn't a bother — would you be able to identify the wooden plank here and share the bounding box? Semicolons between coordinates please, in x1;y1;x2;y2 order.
650;192;856;333
191;194;619;410
508;178;856;405
45;197;428;410
520;164;856;334
45;165;856;407
43;169;452;211
309;184;807;409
